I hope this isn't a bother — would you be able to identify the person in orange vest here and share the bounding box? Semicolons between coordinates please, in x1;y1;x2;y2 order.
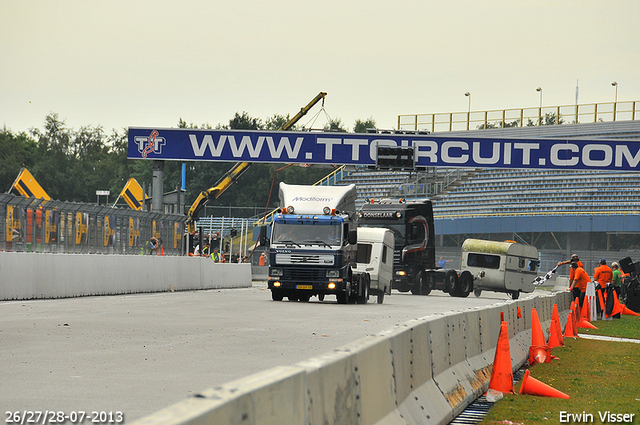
259;252;267;266
569;261;590;307
558;254;584;284
594;258;613;319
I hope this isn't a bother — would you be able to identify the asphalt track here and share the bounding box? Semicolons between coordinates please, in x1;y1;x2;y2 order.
0;282;532;423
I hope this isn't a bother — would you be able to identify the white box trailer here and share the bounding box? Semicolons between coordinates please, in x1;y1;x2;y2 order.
461;238;539;300
353;227;394;304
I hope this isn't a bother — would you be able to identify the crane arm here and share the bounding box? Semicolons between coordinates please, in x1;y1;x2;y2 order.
186;92;327;232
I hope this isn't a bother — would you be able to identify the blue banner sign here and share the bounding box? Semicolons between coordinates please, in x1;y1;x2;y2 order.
128;127;640;171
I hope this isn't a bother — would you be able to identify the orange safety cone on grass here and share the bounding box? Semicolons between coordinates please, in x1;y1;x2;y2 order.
572;299;580;331
488;321;514;394
552;304;564;347
577;297;598;329
529;308;550;365
621;304;640;316
611;290;625;317
518;369;570;399
548;317;562;349
564;309;578;338
580;296;591;322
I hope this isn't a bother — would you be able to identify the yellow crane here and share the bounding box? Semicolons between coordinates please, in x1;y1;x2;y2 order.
186;92;327;233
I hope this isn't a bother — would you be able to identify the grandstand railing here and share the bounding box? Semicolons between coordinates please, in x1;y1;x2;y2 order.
434;210;640;220
398;100;639;132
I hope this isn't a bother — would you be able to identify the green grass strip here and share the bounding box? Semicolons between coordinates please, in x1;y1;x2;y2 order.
480;315;640;425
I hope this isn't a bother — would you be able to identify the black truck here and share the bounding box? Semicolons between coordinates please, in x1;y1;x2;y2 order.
357;198;473;297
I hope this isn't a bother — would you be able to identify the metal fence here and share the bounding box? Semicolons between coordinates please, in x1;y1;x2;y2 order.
1;193;185;255
398;100;639;132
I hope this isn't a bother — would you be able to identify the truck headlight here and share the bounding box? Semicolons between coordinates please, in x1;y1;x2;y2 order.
271;268;283;277
396;270;406;276
326;270;339;278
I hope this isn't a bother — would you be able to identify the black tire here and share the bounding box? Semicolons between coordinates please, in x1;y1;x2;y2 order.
357;274;369;304
271;290;284;301
396;284;411;293
411;272;423;295
422;274;433;296
336;293;348;304
377;290;385;304
287;294;298;302
509;291;520;300
474;288;482;298
445;269;459;296
318;294;325;302
456;271;473;298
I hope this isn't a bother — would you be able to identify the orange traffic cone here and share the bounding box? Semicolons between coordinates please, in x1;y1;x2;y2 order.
580;296;591;322
577;297;597;328
160;245;164;256
621;305;640;317
529;308;550;365
518;369;570;399
518;307;522;318
488;321;514;394
572;299;580;331
552;304;564;347
531;308;546;346
611;290;625;317
577;319;598;329
548;317;562;349
564;310;578;338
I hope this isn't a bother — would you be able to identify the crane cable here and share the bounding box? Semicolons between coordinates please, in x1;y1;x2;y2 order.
302;106;334;130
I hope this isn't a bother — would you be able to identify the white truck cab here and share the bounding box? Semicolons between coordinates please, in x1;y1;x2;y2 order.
354;227;394;304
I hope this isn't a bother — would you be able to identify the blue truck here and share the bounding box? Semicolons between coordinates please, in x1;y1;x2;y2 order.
262;183;375;304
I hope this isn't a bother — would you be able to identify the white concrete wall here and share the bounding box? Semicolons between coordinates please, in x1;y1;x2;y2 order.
130;291;572;425
0;252;251;300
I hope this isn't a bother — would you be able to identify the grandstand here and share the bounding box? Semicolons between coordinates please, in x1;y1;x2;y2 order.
331;117;640;275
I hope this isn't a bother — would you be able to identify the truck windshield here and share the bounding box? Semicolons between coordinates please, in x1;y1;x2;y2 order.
359;222;406;244
272;222;342;247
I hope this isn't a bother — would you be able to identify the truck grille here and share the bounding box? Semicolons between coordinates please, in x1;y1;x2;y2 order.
283;268;325;281
276;253;334;265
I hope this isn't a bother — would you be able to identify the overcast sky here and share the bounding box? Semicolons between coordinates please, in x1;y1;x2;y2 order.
2;1;638;134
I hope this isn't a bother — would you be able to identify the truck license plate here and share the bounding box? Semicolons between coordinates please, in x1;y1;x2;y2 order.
296;285;313;290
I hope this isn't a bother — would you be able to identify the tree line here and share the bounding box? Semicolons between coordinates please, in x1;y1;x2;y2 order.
1;113;376;216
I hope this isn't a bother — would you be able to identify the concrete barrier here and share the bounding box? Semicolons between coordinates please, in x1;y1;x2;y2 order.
0;252;251;300
130;290;572;425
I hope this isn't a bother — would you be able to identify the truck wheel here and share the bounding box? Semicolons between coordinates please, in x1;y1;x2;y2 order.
288;294;298;301
456;271;473;298
357;274;369;304
336;293;348;304
271;290;284;301
422;273;433;296
318;294;325;302
411;272;423;295
377;290;385;304
474;288;482;298
396;284;411;293
445;269;459;296
509;291;520;300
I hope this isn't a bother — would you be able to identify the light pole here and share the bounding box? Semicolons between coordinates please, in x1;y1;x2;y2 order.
611;82;618;121
465;92;471;130
536;87;543;125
